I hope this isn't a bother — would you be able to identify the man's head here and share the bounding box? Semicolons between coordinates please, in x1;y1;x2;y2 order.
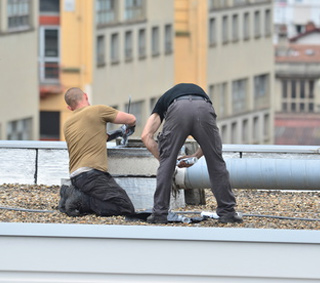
65;87;90;111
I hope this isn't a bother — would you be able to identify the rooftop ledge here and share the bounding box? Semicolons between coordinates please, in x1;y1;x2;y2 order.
1;222;320;244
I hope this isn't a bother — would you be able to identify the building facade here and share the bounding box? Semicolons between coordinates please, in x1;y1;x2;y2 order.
274;24;320;144
92;0;175;135
0;0;39;140
2;0;274;144
39;0;174;139
207;0;274;144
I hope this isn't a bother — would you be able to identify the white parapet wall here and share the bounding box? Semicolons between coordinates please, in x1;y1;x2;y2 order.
1;222;320;282
1;141;320;186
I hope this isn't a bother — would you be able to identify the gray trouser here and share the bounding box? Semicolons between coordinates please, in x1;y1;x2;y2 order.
154;98;236;217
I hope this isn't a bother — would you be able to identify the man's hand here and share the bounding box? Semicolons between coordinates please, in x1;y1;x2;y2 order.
107;124;135;143
176;156;198;168
107;127;124;142
121;124;135;137
120;124;136;145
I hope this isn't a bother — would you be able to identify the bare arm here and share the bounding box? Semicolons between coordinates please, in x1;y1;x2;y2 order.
112;111;136;126
193;148;204;159
141;113;161;160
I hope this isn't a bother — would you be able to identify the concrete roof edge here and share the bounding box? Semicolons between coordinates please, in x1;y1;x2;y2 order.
1;222;320;244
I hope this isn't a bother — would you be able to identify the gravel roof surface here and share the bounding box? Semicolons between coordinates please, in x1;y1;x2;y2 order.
1;183;320;230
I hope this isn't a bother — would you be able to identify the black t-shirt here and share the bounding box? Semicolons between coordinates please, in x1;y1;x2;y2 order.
151;83;211;122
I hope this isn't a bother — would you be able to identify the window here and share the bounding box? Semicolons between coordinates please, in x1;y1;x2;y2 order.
209;18;216;46
231;122;237;144
39;27;60;82
111;33;119;63
282;102;287;112
254;74;269;109
125;0;144;21
44;29;59;57
281;78;315;113
40;0;60;13
253;116;259;142
232;79;247;114
242;119;249;143
221;125;227;143
265;9;271;36
152;26;160;56
291;80;296;98
254;11;261;37
7;118;32;140
264;114;269;138
209;0;228;9
208;85;214;100
300;80;305;98
243;12;250;40
234;0;248;5
295;24;305;34
215;82;228;117
7;0;31;30
96;35;105;66
309;103;314;112
125;30;133;61
222;15;229;43
96;0;116;25
40;112;60;141
232;14;239;41
282;79;288;98
138;28;146;58
309;81;314;98
165;24;173;54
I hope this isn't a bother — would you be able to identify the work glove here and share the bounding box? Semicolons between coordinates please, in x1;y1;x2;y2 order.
107;126;124;142
107;124;135;143
120;124;136;145
121;124;135;137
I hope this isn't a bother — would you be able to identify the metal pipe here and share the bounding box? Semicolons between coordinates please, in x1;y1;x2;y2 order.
175;158;320;190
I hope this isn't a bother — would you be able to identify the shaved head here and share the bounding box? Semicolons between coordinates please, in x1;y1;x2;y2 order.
65;87;86;109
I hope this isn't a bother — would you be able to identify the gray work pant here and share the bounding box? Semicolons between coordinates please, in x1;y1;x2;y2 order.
154;98;236;217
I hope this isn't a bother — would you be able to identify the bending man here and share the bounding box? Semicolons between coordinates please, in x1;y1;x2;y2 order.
141;83;242;224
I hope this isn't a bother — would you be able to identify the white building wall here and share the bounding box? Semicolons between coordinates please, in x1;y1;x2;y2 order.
274;0;320;41
0;1;39;140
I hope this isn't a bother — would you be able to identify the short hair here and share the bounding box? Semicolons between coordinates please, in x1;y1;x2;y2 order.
65;87;85;109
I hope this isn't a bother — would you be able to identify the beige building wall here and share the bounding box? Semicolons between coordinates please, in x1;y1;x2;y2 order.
0;0;39;140
174;0;208;88
207;0;275;144
93;0;175;136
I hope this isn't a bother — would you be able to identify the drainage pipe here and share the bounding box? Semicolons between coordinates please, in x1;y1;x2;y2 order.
174;158;320;190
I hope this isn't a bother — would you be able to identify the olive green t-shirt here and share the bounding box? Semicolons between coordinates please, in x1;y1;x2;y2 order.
63;105;118;174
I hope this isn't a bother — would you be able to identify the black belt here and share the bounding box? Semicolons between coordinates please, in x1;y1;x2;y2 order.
175;95;207;102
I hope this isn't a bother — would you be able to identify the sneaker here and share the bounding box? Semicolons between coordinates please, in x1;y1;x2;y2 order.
219;212;243;224
146;213;168;224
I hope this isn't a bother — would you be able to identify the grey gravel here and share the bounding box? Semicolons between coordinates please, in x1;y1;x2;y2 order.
1;183;320;229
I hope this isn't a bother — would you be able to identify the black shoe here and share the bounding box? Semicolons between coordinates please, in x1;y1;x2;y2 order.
58;185;69;213
146;213;168;224
219;212;243;224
